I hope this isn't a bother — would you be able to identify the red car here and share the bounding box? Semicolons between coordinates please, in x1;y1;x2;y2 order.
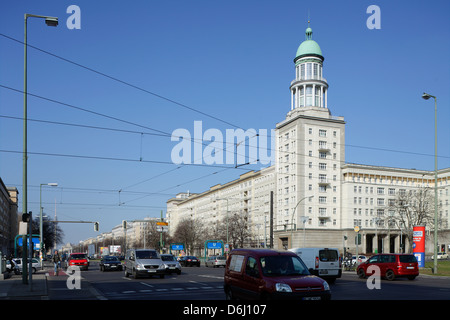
67;253;89;271
357;253;419;281
224;249;331;300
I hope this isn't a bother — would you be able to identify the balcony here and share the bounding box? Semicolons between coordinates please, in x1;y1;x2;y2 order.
318;178;330;185
318;143;330;152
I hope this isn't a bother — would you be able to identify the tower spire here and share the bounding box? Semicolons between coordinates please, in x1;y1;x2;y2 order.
305;14;313;40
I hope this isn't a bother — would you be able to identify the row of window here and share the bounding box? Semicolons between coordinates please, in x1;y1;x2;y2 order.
296;62;323;81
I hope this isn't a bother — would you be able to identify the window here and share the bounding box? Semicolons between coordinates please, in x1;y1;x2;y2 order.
300;86;305;107
306;86;313;106
319;129;327;137
315;86;321;106
306;63;312;79
245;257;260;278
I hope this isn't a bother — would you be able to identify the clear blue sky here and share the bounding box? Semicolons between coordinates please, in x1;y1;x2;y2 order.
1;0;449;246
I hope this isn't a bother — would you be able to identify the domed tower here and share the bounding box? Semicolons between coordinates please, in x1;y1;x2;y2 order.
290;22;328;110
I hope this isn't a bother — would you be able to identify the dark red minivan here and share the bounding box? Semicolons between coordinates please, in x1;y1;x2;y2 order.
357;253;419;281
224;249;331;300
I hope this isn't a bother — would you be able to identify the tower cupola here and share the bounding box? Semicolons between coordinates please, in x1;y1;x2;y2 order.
290;22;328;110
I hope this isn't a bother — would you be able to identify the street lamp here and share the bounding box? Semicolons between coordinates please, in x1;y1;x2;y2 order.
422;92;438;274
23;13;58;287
40;182;58;268
290;195;314;247
23;13;58;235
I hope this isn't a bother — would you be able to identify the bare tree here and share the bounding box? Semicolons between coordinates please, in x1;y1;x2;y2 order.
388;187;440;252
172;217;206;255
227;212;253;249
31;217;64;254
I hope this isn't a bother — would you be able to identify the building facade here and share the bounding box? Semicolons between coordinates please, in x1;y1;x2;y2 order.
0;177;19;256
166;24;450;256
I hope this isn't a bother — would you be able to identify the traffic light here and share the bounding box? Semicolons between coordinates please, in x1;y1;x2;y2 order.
355;233;361;245
22;212;31;222
94;222;99;232
122;220;127;229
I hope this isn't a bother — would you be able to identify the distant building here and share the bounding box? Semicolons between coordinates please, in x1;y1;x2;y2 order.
0;177;19;256
167;24;450;255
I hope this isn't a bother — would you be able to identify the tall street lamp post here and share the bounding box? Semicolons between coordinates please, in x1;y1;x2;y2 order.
23;13;58;286
422;92;438;274
290;196;314;247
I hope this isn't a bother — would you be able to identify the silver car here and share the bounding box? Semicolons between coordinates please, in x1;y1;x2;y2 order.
124;249;166;279
12;258;41;274
160;254;182;274
205;256;226;268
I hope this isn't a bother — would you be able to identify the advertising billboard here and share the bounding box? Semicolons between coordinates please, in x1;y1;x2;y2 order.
412;225;425;267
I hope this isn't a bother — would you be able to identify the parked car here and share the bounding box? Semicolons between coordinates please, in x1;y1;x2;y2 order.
352;255;368;264
11;258;41;274
289;248;341;283
179;256;201;267
124;249;165;279
99;255;123;271
431;252;449;260
205;256;226;268
224;249;331;300
357;253;419;281
160;254;182;274
67;253;89;271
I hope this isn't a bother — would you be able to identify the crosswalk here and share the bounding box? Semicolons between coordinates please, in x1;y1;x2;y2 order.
100;282;224;298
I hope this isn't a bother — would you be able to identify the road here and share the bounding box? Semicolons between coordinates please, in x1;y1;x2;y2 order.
83;261;226;300
56;261;450;300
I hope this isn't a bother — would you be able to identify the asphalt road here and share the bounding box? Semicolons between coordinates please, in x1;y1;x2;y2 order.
84;261;226;300
79;261;450;301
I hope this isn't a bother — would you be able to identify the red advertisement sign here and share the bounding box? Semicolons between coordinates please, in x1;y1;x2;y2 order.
412;225;425;267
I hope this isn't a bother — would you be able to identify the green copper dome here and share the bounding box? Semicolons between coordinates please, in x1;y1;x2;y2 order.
295;24;324;61
296;40;322;57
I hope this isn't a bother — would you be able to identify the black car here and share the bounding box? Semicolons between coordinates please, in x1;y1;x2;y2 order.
99;255;123;271
179;255;201;267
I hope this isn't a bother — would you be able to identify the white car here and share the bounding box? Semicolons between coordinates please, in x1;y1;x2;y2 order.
12;258;41;274
431;252;449;260
351;255;368;264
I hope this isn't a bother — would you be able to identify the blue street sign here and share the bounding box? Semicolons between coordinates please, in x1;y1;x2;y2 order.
207;242;222;249
171;244;184;251
17;237;40;250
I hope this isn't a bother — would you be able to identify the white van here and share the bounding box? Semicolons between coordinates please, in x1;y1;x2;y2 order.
289;248;341;283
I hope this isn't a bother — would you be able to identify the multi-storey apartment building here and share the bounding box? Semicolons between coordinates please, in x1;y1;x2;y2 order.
0;177;19;256
166;24;449;256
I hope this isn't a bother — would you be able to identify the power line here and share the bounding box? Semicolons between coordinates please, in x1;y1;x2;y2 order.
0;148;250;170
0;32;242;129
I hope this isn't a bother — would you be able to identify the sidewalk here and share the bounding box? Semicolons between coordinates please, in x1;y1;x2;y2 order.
0;270;48;300
0;267;105;300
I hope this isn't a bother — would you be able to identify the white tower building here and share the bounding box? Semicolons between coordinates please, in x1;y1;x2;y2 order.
275;23;345;249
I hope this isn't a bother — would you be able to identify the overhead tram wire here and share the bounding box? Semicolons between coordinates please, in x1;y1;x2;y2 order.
0;86;258;167
0;149;251;171
2;113;446;175
2;34;447;166
0;33;241;130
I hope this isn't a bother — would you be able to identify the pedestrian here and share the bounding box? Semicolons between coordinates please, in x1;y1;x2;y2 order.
53;250;61;276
